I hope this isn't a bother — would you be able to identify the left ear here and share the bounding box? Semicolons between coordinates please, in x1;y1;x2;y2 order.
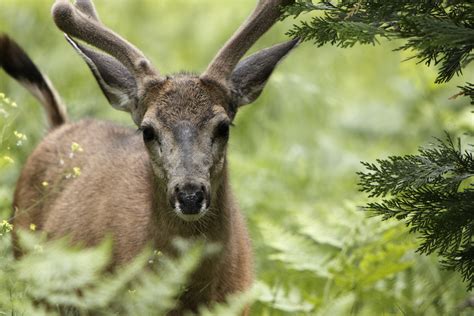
64;35;138;113
229;38;299;107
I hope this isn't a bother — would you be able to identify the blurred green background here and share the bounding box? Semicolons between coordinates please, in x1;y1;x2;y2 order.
0;0;472;315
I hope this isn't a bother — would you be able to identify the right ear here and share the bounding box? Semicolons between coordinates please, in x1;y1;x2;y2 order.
229;39;299;108
65;35;138;112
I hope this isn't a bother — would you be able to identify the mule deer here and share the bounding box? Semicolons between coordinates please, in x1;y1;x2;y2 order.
3;0;297;313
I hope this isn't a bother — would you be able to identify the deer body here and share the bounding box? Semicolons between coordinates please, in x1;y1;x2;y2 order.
14;118;252;309
2;0;297;313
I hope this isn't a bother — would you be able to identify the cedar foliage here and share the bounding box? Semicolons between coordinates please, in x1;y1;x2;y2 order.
283;0;474;290
358;136;474;290
282;0;474;103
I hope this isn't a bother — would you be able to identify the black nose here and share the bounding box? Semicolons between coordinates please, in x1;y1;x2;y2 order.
176;183;205;215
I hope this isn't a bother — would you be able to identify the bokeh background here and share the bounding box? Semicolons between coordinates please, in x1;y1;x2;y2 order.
1;0;472;314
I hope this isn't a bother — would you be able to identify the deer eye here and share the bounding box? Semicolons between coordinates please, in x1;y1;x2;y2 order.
213;121;230;141
141;126;156;143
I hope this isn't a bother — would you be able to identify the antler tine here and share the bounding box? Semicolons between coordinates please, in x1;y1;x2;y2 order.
52;0;158;85
201;0;294;86
74;0;100;22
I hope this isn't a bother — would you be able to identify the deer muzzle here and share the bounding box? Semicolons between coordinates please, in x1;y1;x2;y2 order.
170;181;210;221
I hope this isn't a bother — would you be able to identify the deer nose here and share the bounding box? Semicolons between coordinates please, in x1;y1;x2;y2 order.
175;183;206;215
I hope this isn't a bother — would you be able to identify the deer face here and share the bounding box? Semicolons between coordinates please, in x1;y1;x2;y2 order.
52;0;297;221
139;76;231;220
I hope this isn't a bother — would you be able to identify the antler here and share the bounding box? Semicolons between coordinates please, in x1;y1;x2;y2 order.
74;0;100;21
52;0;159;89
201;0;294;86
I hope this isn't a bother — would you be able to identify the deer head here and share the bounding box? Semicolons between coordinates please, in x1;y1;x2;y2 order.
51;0;297;222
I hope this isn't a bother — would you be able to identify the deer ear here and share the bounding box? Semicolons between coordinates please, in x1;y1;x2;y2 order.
65;35;137;112
230;39;298;107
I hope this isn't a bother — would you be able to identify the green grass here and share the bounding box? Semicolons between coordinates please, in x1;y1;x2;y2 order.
0;0;472;315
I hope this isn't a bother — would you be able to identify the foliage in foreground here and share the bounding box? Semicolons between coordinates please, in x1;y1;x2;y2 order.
1;204;470;315
0;230;252;315
358;136;474;290
255;204;469;315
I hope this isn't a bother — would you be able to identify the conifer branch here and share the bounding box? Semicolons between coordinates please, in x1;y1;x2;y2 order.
283;0;474;102
358;136;474;290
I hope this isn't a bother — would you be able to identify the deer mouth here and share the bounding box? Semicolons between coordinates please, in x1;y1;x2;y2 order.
174;201;209;222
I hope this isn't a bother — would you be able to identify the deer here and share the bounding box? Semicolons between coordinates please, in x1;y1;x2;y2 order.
1;0;297;313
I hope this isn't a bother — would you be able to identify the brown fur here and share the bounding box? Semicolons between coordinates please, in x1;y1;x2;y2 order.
9;0;298;314
13;118;253;313
12;77;253;314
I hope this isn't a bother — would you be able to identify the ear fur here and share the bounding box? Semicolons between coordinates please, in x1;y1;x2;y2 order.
65;35;137;112
230;38;299;107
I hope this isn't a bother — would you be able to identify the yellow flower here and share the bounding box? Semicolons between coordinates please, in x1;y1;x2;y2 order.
14;131;27;141
3;156;14;164
71;142;84;153
42;181;49;187
30;223;36;231
72;167;81;177
13;131;27;146
0;220;13;235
